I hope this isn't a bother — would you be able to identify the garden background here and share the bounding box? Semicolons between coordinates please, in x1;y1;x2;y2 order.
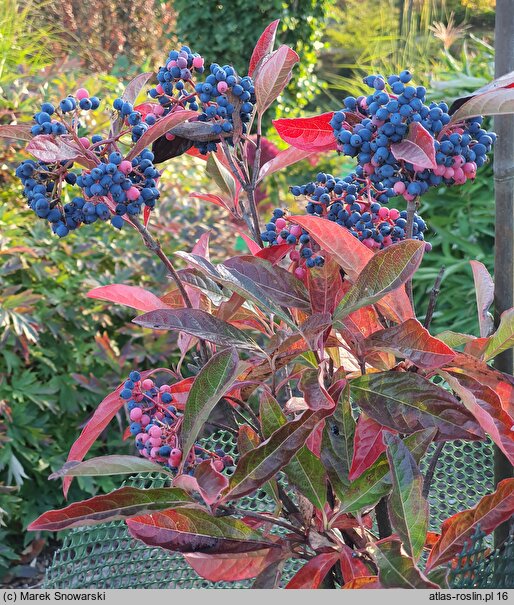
0;0;497;585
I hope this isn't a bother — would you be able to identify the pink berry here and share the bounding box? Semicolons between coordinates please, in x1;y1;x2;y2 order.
213;459;224;472
141;414;151;427
155;412;164;421
156;84;164;95
378;207;389;219
160;384;171;393
165;132;175;140
149;425;162;438
217;81;228;94
167;60;177;69
149;437;162;447
136;432;148;444
290;225;302;237
393;181;406;195
289;250;300;262
275;218;287;230
434;165;446;176
276;236;284;244
154;105;164;116
192;56;204;69
444;167;455;179
389;209;400;221
362;238;375;249
119;160;132;174
382;235;393;247
294;267;306;280
425;242;433;252
76;88;89;100
142;449;150;458
79;137;90;148
150;447;160;458
129;408;143;421
142;379;154;390
126;186;140;201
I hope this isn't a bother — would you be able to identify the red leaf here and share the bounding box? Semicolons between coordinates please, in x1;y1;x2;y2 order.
339;544;371;582
126;109;197;160
186;146;210;161
87;284;170;312
285;552;339;589
307;255;344;316
390;122;437;170
238;232;262;255
134;101;161;120
184;549;279;582
349;414;394;481
257;145;316;182
443;372;514;465
342;576;382;589
143;205;151;227
290;215;414;322
168;377;194;409
194;459;229;506
299;369;336;410
254;45;299;115
364;318;456;370
190;192;232;212
249;19;280;76
63;368;173;497
26;135;96;169
426;478;514;570
255;244;291;264
0;124;33;141
470;260;495;338
273;113;338;152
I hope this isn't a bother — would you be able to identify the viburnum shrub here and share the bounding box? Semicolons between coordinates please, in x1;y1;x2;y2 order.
5;20;514;589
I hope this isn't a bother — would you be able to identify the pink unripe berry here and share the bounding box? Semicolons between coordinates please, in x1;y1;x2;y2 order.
453;155;465;167
136;432;148;444
403;193;416;202
362;238;375;249
142;379;154;390
126;186;140;201
119;160;133;174
154;105;164;116
383;236;393;247
160;384;171;393
167;60;177;69
276;236;284;244
151;447;160;458
290;225;302;237
425;242;433;252
393;181;406;195
377;207;389;219
389;209;400;221
275;218;286;230
79;137;91;148
213;459;224;472
444;167;455;179
192;56;204;69
171;448;181;457
165;133;175;140
155;412;164;421
140;414;151;427
294;267;306;280
434;165;446;176
129;408;143;421
142;449;150;458
156;84;164;95
289;250;300;262
76;88;89;100
217;81;228;94
149;437;162;447
149;425;162;438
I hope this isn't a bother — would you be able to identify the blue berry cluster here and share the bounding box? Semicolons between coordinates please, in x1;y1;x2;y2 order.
121;371;234;476
330;70;495;201
194;65;255;153
31;94;100;136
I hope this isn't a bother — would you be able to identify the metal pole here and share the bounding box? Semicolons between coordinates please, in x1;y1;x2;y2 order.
493;0;514;548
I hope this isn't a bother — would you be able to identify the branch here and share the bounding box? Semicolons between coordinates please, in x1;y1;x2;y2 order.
423;266;445;330
405;198;418;310
422;442;445;498
219;506;305;538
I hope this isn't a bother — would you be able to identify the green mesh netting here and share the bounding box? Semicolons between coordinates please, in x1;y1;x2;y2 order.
43;432;499;589
450;526;514;588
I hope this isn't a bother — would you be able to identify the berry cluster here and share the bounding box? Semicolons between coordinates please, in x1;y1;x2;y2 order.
31;89;100;137
330;70;496;201
149;45;205;103
194;65;255;153
121;372;234;475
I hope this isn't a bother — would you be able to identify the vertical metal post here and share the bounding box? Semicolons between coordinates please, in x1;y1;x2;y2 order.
493;0;514;548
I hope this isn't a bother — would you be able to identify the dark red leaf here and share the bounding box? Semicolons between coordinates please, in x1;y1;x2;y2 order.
127;508;276;554
349;414;394;481
426;478;514;570
307;255;344;317
299;369;336;410
339;544;371;582
273;112;338;152
184;548;280;582
285;552;340;589
254;45;299;115
390;122;437;170
257;146;315;182
364;318;455;370
249;19;280;76
193;459;229;506
26;135;96;169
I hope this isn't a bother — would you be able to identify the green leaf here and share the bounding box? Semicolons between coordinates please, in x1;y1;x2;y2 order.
320;385;355;500
49;455;169;479
483;308;514;361
206;152;237;200
370;540;439;588
436;331;476;348
339;429;436;513
385;434;428;561
334;240;425;320
259;393;327;509
351;372;484;441
127;508;276;554
225;406;333;501
133;308;262;353
181;348;241;464
28;486;194;531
